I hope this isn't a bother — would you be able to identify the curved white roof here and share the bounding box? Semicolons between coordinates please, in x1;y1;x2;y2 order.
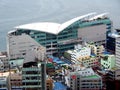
14;12;109;35
15;22;61;34
89;13;108;21
59;12;96;31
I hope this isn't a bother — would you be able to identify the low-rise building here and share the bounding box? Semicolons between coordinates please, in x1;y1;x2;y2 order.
87;43;105;56
69;68;102;90
101;55;115;70
65;44;91;64
10;73;22;90
80;56;100;68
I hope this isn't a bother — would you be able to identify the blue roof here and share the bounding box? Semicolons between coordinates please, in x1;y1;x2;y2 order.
53;82;67;90
48;56;65;64
103;51;111;54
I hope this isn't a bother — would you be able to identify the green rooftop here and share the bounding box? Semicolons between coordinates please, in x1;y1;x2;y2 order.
83;75;99;79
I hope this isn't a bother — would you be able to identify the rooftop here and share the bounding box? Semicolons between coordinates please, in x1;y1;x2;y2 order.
83;75;99;79
15;22;61;35
12;12;109;35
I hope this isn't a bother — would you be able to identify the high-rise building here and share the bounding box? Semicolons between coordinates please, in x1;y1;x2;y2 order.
7;13;111;58
22;47;46;90
116;37;120;68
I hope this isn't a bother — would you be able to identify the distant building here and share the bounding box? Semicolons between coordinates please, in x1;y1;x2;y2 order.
115;37;120;68
7;13;111;57
106;30;120;54
22;47;46;90
101;55;115;70
69;68;102;90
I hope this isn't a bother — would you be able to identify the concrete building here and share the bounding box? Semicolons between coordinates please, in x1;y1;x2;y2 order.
67;44;91;64
81;56;100;68
65;43;101;67
101;55;115;70
87;43;105;56
69;68;102;90
7;33;45;59
10;73;22;90
22;47;46;90
7;13;111;58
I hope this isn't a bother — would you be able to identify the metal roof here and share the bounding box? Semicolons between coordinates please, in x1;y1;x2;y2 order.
15;12;97;35
15;22;61;35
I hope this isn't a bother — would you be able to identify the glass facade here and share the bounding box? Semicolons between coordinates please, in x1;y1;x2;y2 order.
13;18;111;56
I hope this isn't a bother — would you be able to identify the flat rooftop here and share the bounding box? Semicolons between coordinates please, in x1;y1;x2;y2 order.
83;75;100;79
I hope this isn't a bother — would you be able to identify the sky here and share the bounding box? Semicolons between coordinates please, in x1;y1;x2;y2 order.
0;0;120;51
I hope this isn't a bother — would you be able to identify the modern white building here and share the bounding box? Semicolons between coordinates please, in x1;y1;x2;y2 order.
67;44;91;63
7;13;111;59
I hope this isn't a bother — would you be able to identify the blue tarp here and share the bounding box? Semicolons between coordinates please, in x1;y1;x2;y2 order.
103;51;111;54
48;56;65;64
53;82;67;90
